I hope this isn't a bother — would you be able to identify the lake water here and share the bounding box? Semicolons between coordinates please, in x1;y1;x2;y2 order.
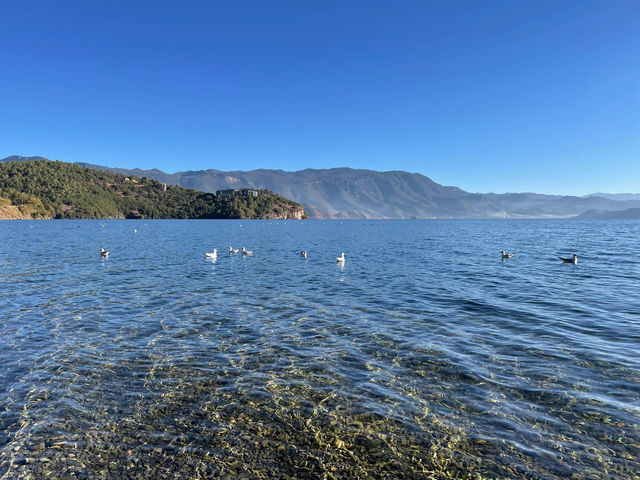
1;219;638;479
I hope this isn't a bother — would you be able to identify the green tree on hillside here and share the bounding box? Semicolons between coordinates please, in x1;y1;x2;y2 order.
0;160;306;220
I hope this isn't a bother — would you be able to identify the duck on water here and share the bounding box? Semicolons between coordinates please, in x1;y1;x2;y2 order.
559;253;578;264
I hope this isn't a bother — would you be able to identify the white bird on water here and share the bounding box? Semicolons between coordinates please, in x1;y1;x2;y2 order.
205;249;217;260
336;252;345;263
241;246;253;256
229;246;239;255
301;250;308;258
500;250;515;259
559;253;578;264
100;248;109;258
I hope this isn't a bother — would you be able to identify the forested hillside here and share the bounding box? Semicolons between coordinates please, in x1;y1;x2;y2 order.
0;160;306;220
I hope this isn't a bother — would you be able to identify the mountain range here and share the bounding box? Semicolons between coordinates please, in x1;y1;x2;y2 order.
575;208;640;219
582;193;640;201
3;155;639;219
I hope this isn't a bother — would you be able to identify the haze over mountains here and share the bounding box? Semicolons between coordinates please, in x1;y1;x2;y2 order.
576;208;640;219
3;156;640;219
582;193;640;201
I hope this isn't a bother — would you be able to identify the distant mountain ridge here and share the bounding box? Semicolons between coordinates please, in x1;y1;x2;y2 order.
2;155;50;163
3;155;640;219
575;208;640;219
583;193;640;201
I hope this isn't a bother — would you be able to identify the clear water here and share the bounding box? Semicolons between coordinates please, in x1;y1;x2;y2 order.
1;219;638;479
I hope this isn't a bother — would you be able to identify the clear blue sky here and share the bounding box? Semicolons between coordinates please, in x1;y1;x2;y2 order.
1;1;638;195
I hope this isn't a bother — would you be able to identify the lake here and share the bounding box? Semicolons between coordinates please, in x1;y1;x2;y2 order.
1;219;638;479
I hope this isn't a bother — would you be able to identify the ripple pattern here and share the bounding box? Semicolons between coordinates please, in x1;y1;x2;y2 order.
1;219;639;479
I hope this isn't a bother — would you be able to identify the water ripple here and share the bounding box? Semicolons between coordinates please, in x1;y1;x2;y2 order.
0;219;639;479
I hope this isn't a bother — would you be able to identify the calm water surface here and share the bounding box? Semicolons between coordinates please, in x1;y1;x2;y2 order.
1;220;639;479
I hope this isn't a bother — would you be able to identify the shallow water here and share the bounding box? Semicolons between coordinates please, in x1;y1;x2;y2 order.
1;219;639;479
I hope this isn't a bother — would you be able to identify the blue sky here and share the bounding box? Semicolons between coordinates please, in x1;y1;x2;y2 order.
1;1;638;195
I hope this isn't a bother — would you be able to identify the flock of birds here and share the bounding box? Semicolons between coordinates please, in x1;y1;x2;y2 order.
500;250;578;264
100;246;577;264
203;246;254;260
203;247;345;263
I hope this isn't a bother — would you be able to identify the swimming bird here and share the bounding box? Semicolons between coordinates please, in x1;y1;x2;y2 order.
559;253;578;264
100;248;109;258
301;250;308;258
229;246;239;255
336;252;345;263
241;246;253;256
205;249;217;259
500;250;515;259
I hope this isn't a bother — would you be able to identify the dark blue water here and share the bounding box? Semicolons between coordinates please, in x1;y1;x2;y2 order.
1;220;639;479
